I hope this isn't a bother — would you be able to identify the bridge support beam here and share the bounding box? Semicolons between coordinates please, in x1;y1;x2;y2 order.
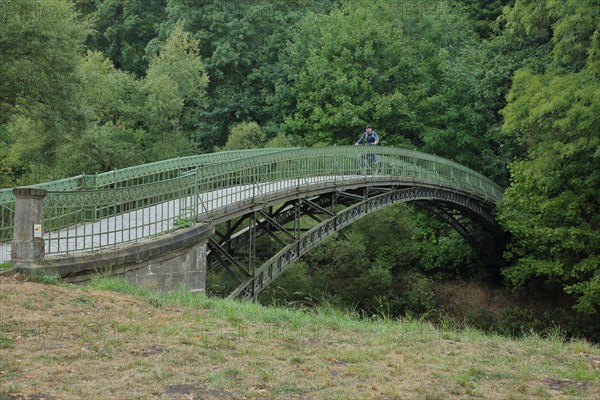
11;187;47;267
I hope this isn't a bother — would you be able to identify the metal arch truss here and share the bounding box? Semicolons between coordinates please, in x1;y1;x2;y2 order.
412;201;479;247
206;185;500;300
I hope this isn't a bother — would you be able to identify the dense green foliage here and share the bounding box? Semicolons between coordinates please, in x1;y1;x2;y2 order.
1;0;598;338
1;0;86;182
75;0;167;76
498;0;600;315
154;0;334;148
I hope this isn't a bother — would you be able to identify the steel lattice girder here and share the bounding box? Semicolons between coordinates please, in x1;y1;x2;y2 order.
206;187;371;274
206;195;338;275
209;186;501;300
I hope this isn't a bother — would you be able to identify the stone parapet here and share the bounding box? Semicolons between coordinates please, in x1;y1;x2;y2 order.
19;223;214;292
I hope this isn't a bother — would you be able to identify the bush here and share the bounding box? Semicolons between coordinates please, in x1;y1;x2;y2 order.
392;271;437;316
31;271;61;285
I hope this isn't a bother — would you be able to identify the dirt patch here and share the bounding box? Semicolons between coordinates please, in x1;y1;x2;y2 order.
328;359;349;377
163;383;233;399
328;359;349;367
330;369;342;377
543;378;589;392
131;344;167;357
587;355;600;371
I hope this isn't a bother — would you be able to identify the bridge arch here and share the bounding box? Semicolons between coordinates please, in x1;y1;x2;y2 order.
206;183;504;299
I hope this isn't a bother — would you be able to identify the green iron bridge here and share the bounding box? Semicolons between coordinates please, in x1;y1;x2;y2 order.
0;146;504;299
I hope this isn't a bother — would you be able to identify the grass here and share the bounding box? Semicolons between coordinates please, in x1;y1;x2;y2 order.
0;275;599;399
29;271;61;285
173;216;192;229
0;262;14;269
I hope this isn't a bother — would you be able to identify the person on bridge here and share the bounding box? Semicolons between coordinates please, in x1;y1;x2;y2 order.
355;124;379;146
355;124;379;172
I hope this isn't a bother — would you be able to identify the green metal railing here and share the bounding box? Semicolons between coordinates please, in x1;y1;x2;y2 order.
0;148;288;246
0;146;503;259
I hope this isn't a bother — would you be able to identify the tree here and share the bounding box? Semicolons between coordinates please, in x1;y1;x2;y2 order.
58;123;146;174
75;0;167;76
498;0;600;314
155;0;333;150
56;50;145;174
279;0;487;151
142;22;209;159
456;0;515;38
499;70;600;314
0;0;86;183
266;133;295;148
222;121;265;151
55;22;209;175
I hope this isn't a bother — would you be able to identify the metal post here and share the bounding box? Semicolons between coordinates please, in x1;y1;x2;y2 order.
294;199;301;239
11;187;48;266
226;220;232;254
249;211;257;300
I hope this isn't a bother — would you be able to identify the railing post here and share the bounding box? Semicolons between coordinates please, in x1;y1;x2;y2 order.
11;187;48;266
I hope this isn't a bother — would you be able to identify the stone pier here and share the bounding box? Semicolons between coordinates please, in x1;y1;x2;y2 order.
36;223;214;292
11;187;47;267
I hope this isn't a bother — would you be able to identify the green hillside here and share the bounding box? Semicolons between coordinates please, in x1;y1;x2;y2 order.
1;275;598;399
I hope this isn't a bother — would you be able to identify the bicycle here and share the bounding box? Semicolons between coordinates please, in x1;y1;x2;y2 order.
356;150;379;175
354;125;380;175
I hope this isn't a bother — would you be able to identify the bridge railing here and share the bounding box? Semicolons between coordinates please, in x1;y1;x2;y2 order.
196;146;502;220
0;148;289;256
43;173;198;254
0;146;503;259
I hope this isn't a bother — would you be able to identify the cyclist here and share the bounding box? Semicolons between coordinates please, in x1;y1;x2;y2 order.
355;124;379;146
355;124;379;172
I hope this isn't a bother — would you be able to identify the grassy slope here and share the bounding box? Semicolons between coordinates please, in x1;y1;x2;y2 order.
0;275;599;400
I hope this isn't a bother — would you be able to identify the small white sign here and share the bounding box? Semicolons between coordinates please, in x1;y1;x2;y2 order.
33;224;42;238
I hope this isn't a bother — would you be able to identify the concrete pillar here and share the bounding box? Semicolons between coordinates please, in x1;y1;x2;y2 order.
11;187;47;265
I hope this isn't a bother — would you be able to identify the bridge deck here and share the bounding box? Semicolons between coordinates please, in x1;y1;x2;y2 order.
0;174;414;262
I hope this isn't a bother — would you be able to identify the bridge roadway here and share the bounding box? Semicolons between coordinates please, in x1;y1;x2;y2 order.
0;174;459;261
